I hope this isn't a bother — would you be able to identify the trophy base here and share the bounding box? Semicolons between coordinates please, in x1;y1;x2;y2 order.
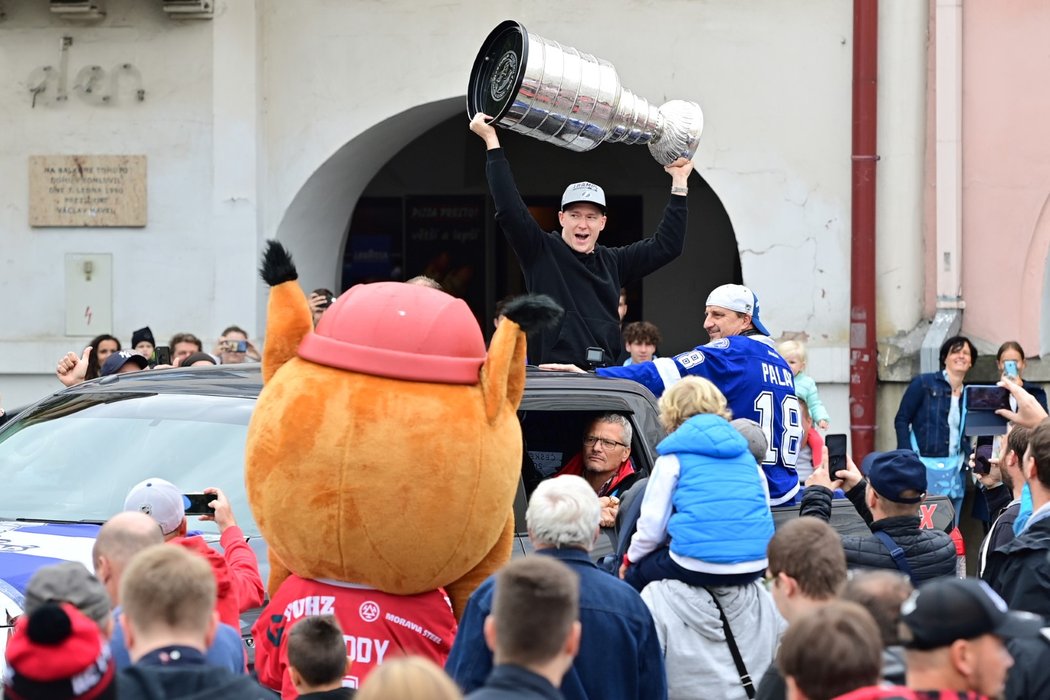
467;20;528;122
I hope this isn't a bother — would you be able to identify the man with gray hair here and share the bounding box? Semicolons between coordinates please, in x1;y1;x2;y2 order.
554;413;639;527
447;475;666;700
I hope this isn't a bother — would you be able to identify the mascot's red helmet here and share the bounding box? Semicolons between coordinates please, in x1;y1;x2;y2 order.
298;282;486;385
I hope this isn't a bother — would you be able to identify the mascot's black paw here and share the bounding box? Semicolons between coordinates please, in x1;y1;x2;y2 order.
501;294;563;333
260;240;298;286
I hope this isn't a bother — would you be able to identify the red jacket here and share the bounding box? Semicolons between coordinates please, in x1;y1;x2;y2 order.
173;526;265;629
252;575;457;698
556;453;637;497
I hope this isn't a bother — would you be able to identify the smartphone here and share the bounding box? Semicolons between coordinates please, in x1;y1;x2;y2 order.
964;385;1011;412
153;346;172;367
224;340;249;353
1004;360;1019;378
183;493;214;515
826;433;848;477
973;435;995;475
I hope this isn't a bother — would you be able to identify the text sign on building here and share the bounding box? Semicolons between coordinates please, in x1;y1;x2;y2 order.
29;155;147;227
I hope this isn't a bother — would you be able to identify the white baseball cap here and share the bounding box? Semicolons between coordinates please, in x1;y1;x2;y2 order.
124;477;185;536
706;284;771;336
561;181;606;213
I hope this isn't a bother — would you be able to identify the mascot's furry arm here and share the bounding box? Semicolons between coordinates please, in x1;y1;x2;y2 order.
258;241;314;384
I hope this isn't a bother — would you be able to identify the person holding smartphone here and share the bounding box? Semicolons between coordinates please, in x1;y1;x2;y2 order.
997;340;1047;412
893;335;977;518
214;325;261;365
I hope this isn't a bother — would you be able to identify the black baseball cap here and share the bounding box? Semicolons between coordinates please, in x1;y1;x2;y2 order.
100;349;149;376
901;578;1042;650
861;449;927;503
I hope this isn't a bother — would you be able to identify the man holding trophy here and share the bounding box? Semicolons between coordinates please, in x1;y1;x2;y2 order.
470;112;693;367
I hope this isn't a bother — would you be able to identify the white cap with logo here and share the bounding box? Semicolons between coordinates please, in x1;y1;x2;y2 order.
561;182;607;213
123;477;186;536
705;284;771;336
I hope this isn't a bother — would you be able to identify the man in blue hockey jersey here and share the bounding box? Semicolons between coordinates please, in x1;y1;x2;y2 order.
543;284;803;505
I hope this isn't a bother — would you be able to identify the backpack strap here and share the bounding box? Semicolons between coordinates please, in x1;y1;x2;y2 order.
873;530;919;587
704;588;755;699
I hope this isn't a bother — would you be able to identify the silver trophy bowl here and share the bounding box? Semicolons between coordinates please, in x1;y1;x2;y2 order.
467;20;704;165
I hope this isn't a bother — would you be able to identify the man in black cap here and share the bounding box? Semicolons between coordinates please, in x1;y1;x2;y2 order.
100;349;150;377
801;448;956;585
899;577;1041;698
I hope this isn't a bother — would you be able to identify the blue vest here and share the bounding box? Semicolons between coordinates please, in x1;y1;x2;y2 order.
662;414;775;568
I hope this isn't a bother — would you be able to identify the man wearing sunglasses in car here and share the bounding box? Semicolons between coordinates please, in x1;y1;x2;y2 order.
554;414;639;527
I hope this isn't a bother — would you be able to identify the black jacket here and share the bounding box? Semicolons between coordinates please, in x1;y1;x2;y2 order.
978;500;1020;578
800;484;956;583
1005;636;1050;700
118;665;274;700
983;513;1050;618
467;665;564;700
486;149;686;366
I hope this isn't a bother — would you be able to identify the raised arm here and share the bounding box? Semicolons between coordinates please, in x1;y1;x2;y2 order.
617;158;692;280
471;112;547;267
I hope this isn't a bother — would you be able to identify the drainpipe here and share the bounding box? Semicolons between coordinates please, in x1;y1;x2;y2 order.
921;0;964;372
850;0;879;459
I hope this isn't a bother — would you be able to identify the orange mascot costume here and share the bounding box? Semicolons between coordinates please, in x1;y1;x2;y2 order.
247;242;558;696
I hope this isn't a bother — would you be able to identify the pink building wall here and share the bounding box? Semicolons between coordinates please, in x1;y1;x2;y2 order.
927;2;1050;356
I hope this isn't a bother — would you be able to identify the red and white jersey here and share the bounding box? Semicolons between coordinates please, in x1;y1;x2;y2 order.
252;575;457;698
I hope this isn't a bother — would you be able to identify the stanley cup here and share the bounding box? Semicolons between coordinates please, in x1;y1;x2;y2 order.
467;20;704;166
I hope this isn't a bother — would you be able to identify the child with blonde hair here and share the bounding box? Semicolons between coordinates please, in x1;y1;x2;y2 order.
778;339;831;429
619;376;775;591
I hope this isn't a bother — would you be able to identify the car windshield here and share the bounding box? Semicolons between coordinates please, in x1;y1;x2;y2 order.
0;392;259;537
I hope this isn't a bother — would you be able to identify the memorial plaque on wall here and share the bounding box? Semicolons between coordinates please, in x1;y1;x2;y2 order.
29;155;147;227
405;195;486;320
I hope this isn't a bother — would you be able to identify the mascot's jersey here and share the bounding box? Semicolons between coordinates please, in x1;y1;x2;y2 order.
252;575;458;698
598;334;803;505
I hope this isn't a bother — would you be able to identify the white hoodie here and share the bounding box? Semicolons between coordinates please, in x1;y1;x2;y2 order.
641;580;785;700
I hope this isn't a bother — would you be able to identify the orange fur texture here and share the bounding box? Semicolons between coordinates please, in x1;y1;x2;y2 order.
245;280;527;617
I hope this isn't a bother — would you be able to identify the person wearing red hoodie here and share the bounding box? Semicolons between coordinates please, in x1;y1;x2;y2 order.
123;478;265;629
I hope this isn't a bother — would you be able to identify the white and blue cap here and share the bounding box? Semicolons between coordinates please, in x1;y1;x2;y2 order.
561;181;606;213
705;284;771;336
123;477;185;536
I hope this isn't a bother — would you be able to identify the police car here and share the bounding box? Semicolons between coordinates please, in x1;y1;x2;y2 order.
0;365;669;659
0;364;267;661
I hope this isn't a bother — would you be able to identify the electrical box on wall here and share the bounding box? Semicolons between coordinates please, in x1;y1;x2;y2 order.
65;253;112;336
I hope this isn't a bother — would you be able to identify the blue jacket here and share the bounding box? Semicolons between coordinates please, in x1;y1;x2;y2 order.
446;548;666;700
599;334;802;505
660;415;774;570
894;372;954;456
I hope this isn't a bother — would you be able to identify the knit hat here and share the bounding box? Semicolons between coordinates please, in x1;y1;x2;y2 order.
99;350;149;377
901;578;1042;650
298;281;486;385
861;449;927;504
3;602;115;700
130;327;155;348
731;418;769;465
123;477;185;536
705;284;771;337
24;562;111;628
